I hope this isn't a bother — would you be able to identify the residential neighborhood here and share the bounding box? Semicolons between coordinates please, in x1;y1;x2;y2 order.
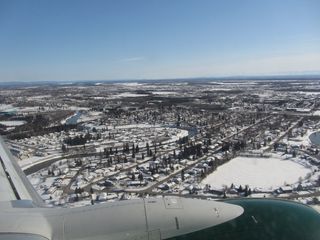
1;79;320;208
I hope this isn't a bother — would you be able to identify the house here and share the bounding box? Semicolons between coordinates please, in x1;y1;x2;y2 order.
279;186;293;193
296;182;314;191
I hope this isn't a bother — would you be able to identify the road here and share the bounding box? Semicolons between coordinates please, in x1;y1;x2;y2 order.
263;117;304;152
119;116;273;194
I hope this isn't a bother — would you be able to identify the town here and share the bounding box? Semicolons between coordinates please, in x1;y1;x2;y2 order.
1;79;320;209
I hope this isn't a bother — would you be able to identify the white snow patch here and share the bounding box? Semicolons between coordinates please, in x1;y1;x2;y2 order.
0;121;26;126
151;91;177;95
112;92;149;98
202;154;311;190
113;124;161;129
116;82;144;86
0;104;14;111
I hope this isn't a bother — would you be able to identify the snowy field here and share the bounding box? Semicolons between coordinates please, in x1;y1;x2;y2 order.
113;92;149;98
202;154;311;190
0;120;26;126
113;123;161;129
151;91;177;95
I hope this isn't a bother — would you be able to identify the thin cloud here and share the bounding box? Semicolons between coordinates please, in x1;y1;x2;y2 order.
119;57;145;62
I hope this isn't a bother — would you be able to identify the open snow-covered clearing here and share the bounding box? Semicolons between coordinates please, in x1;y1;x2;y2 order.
113;124;161;129
151;91;177;95
0;120;26;126
202;154;311;190
113;92;149;98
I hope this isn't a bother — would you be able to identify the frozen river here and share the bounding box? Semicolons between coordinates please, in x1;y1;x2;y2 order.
309;131;320;146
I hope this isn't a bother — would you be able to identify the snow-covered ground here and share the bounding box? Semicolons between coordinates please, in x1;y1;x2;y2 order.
116;82;144;86
312;205;320;214
18;154;61;170
113;124;161;129
201;154;312;191
283;129;313;147
151;91;177;95
78;111;102;122
0;120;26;126
112;92;149;98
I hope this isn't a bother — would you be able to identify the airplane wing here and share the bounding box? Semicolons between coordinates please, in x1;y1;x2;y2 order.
0;135;319;240
0;136;44;206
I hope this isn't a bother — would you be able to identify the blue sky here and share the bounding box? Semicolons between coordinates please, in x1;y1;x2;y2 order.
0;0;319;82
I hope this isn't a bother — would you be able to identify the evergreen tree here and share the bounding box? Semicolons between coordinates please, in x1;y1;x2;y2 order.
181;169;185;181
138;172;144;182
292;151;297;158
61;144;67;152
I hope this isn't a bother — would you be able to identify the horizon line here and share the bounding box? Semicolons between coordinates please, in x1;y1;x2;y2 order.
1;73;320;85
